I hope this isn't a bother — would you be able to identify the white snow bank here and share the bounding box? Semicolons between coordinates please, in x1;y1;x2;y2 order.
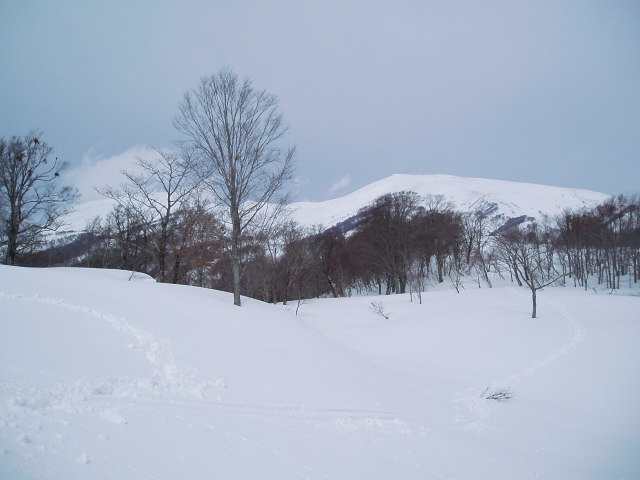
1;266;638;479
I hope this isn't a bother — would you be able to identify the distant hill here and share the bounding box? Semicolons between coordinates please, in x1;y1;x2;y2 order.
288;174;611;230
59;174;611;236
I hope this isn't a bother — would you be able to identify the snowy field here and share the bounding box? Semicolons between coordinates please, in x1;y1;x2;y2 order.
1;265;639;479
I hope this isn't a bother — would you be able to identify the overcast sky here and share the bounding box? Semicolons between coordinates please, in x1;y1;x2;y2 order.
1;0;639;202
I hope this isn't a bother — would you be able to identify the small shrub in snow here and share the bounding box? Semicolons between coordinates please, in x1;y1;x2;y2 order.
481;386;514;402
369;301;390;319
295;298;311;316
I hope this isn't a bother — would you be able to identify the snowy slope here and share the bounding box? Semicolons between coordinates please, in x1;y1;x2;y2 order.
1;265;639;479
61;174;610;233
290;174;610;227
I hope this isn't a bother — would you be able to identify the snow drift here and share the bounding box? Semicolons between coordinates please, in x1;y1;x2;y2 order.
1;266;638;479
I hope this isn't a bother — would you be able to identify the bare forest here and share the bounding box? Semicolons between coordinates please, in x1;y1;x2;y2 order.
9;175;639;316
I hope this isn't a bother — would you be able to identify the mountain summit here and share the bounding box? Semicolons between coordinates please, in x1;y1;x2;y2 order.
62;174;610;234
289;174;611;228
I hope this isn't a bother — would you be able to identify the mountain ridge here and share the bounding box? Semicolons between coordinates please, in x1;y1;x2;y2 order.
288;174;611;228
61;174;611;234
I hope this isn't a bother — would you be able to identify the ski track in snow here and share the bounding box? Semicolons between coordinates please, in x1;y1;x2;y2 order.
0;291;458;479
0;286;586;480
503;287;585;383
1;288;585;428
0;291;218;434
0;291;228;479
453;287;585;424
503;289;585;383
0;288;584;478
0;291;490;431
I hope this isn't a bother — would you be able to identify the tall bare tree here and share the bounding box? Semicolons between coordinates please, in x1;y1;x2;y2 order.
0;131;77;265
174;68;295;305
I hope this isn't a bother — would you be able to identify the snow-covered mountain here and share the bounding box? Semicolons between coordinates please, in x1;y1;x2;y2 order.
61;174;611;234
289;174;611;228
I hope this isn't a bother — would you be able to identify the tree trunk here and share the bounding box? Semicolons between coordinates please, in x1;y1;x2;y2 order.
399;275;407;294
172;253;181;284
231;206;242;306
5;232;18;265
436;255;444;283
5;212;19;265
156;218;169;283
324;272;338;298
531;288;537;318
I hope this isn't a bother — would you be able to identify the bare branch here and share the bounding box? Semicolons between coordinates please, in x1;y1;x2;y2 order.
369;300;391;319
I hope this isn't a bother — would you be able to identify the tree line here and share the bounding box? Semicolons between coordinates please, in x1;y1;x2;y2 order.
7;170;637;318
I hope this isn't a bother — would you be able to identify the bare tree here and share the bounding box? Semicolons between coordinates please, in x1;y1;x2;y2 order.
352;191;421;295
275;222;318;305
461;211;494;288
106;203;155;274
174;68;295;306
0;131;77;265
417;194;462;284
98;149;201;282
167;199;224;286
493;224;565;318
313;226;348;298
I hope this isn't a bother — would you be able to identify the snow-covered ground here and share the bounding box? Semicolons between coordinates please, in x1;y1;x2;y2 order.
1;266;638;479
